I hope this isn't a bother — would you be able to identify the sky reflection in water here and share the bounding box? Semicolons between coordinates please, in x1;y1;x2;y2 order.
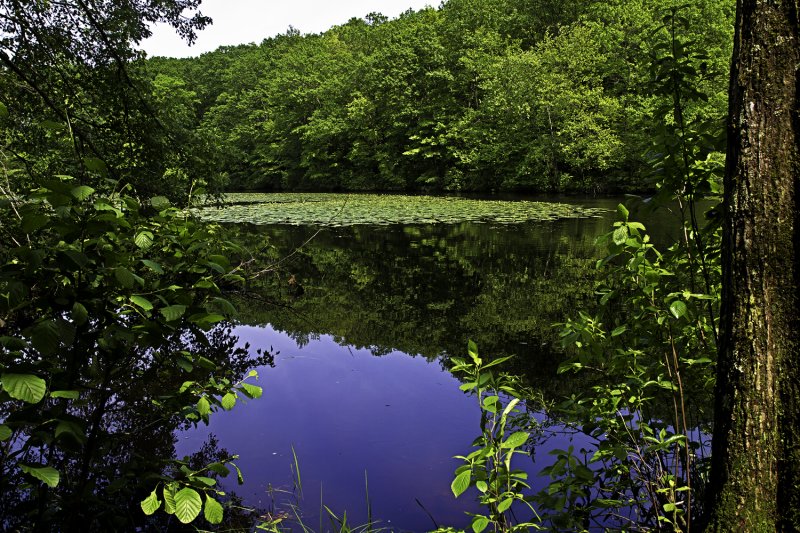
180;325;484;531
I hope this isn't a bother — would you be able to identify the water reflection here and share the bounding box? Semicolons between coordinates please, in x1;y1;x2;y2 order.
0;323;272;531
183;205;625;530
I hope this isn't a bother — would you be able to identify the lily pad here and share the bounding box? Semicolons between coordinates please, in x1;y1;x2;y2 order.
192;194;606;227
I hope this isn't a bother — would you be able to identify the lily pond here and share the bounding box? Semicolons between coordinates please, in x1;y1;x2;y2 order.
183;193;682;531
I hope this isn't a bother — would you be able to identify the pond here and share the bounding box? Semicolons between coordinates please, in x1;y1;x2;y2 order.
178;194;689;531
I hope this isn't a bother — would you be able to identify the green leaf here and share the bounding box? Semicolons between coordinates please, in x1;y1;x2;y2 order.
196;397;211;416
497;497;513;513
114;267;135;289
176;357;193;372
231;462;244;484
212;297;237;316
475;480;487;493
141;259;164;274
163;485;176;514
21;213;49;233
467;339;479;359
239;382;262;399
70;185;95;201
472;515;489;533
612;226;628;246
670;300;688;319
0;101;8;118
193;476;216;487
160;305;187;322
204;495;224;524
135;231;154;249
616;203;629;221
174;487;203;524
221;392;237;410
208;462;230;477
29;320;61;356
41;120;65;131
1;373;47;403
501;431;529;449
51;390;79;399
150;196;171;209
130;295;154;311
0;424;12;441
55;420;85;443
141;488;162;515
83;157;107;174
72;302;89;326
20;464;59;488
451;469;471;497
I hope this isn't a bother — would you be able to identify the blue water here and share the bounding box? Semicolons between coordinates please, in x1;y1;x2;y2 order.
180;326;484;530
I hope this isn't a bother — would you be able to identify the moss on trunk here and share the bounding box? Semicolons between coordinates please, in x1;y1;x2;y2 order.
709;0;800;530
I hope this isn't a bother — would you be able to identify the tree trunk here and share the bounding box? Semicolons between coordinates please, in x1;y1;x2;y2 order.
709;0;799;530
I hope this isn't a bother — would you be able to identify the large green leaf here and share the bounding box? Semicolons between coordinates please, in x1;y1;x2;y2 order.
501;431;529;449
70;185;95;201
71;302;88;325
451;469;471;497
0;424;12;441
20;464;59;487
114;267;135;288
160;305;187;322
221;392;237;410
140;259;163;274
196;397;211;416
239;382;262;399
150;196;171;209
51;390;80;399
669;300;688;319
134;231;154;249
496;497;513;513
130;295;154;311
612;226;628;246
472;515;490;533
21;213;49;233
204;495;224;524
140;488;161;515
174;487;202;524
29;320;62;356
1;373;47;403
163;485;176;514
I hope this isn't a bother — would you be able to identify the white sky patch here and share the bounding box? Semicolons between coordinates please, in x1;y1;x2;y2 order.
142;0;437;58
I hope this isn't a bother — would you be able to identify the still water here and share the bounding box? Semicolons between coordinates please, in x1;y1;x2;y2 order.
179;196;685;531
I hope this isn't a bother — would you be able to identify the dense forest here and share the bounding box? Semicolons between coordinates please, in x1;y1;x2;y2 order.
1;0;798;531
145;0;733;193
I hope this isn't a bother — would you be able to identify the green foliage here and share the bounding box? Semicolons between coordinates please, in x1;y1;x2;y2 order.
145;0;733;194
547;11;723;529
449;341;543;532
0;139;267;528
553;208;718;529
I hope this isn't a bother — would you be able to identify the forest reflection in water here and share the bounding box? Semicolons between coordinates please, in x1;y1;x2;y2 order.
178;198;648;530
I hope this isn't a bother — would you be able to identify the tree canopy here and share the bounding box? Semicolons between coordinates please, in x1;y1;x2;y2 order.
146;0;734;194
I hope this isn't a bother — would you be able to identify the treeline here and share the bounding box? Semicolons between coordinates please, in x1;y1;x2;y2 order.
146;0;733;194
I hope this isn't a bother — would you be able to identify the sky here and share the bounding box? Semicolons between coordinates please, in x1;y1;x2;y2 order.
142;0;437;58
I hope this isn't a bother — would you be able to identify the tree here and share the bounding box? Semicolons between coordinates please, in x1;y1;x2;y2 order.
0;0;211;198
1;1;273;528
709;0;799;529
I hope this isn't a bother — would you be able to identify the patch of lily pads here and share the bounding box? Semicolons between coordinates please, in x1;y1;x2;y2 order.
192;193;607;227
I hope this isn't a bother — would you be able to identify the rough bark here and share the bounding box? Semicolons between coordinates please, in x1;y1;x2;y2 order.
709;0;799;531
